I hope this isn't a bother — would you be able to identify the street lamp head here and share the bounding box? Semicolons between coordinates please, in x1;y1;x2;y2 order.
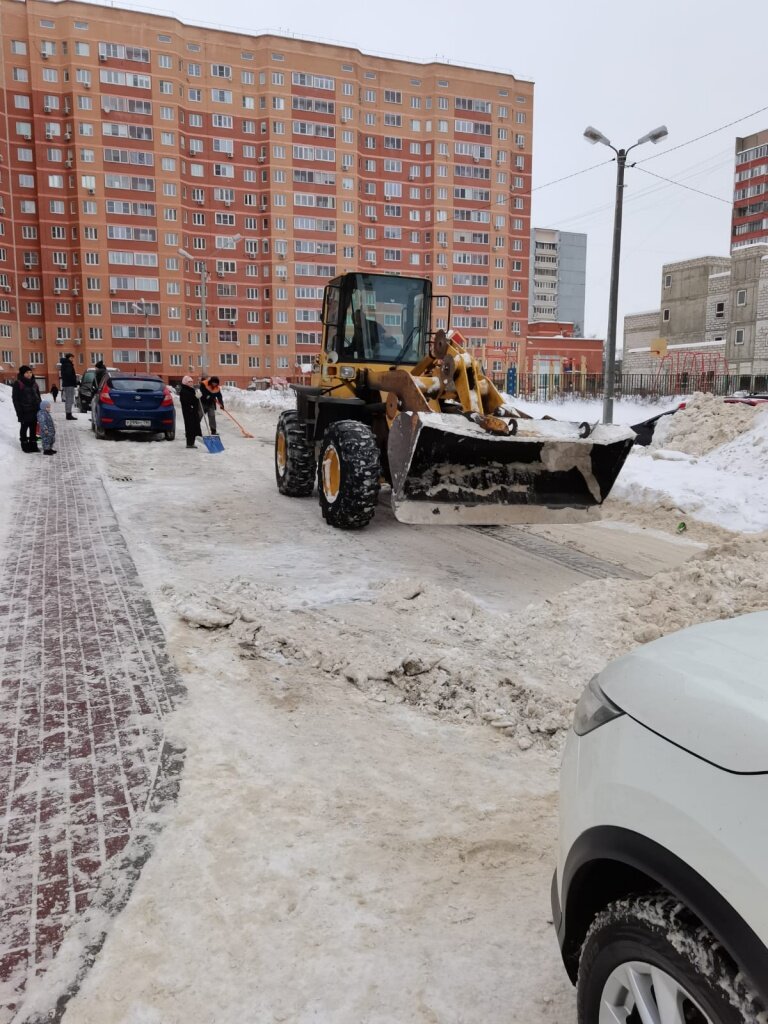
583;125;612;147
177;247;193;261
231;233;243;243
636;124;669;146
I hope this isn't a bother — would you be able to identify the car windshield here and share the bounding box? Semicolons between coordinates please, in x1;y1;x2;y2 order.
109;379;164;393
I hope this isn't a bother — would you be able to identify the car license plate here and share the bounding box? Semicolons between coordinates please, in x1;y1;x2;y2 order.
125;419;152;427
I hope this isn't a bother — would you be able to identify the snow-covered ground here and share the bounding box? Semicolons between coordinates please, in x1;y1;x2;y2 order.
4;388;768;1022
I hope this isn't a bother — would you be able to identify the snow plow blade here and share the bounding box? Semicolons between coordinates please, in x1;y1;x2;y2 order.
387;412;636;526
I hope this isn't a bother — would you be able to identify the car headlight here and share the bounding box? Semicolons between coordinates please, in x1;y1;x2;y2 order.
572;676;624;736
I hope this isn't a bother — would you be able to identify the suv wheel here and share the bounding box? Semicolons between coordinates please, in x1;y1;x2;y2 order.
578;894;764;1023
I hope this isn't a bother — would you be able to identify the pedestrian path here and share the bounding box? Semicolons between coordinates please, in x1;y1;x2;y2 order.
0;414;185;1022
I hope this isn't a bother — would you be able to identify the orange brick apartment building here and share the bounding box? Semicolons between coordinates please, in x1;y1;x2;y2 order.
0;0;533;387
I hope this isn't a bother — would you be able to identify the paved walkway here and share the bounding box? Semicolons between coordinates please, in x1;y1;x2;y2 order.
0;413;185;1022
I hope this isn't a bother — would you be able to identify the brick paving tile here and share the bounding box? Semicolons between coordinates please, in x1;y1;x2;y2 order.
0;415;186;1022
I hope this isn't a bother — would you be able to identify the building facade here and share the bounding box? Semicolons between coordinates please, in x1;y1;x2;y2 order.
529;227;586;335
623;249;768;382
732;129;768;250
525;319;602;375
0;0;533;387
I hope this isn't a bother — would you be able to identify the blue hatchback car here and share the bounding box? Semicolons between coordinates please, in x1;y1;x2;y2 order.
91;373;176;440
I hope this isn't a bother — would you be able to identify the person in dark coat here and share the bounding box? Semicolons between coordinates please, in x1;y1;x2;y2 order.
59;352;78;419
11;366;42;452
179;376;202;449
50;384;59;402
93;360;109;392
199;376;224;433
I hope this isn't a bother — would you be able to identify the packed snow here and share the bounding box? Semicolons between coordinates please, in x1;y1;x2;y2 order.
2;384;768;1023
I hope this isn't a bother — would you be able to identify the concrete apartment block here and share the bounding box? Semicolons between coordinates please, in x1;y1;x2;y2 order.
623;248;768;380
0;0;533;386
529;228;586;335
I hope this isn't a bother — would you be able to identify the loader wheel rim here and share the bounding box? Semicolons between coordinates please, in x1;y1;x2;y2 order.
276;430;287;476
321;445;341;503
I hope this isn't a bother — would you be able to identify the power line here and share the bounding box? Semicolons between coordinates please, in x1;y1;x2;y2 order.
633;166;731;204
532;159;614;192
638;104;768;164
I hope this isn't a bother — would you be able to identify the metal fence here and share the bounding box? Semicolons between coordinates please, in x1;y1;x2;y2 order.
490;372;768;402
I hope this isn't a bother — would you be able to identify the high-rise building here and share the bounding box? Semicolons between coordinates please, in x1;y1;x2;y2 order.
0;0;533;387
732;129;768;250
529;227;586;335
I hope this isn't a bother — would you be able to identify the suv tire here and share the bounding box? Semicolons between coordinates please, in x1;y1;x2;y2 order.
318;420;380;530
578;893;764;1023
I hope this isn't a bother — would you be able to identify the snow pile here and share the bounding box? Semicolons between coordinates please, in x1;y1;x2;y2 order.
652;392;761;455
222;385;295;414
164;534;768;750
612;398;768;532
708;404;768;476
0;384;26;551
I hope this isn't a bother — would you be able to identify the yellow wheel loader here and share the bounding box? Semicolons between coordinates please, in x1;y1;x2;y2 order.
275;271;635;530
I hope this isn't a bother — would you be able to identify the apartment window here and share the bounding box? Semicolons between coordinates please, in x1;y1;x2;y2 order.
734;328;745;345
662;308;670;322
736;288;747;306
11;41;28;54
715;301;725;318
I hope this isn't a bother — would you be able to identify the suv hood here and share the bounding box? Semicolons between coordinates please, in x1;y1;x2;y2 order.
598;612;768;773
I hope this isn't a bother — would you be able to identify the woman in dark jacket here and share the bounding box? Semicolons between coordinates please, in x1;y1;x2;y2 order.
11;366;42;452
179;376;202;449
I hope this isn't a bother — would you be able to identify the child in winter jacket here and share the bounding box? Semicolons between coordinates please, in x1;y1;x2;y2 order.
37;400;56;455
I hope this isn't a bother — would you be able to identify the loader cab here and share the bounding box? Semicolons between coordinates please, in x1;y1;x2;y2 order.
322;272;432;366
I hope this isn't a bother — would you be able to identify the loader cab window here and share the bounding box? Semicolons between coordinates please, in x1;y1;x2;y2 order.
336;273;429;364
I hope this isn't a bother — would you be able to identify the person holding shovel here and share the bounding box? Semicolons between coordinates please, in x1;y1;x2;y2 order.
199;375;224;434
179;376;202;449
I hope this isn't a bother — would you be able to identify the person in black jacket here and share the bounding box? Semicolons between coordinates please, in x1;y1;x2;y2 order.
93;360;108;391
59;352;78;419
11;366;42;452
179;376;202;449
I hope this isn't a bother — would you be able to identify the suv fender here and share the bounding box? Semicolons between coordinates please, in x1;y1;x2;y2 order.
554;825;768;1003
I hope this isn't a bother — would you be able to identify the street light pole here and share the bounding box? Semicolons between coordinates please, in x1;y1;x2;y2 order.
179;236;240;381
583;124;669;423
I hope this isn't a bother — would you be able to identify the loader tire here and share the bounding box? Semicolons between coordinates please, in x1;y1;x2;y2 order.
318;421;381;530
275;410;315;497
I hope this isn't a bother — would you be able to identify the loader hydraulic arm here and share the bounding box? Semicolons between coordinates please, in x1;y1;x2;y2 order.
366;330;515;436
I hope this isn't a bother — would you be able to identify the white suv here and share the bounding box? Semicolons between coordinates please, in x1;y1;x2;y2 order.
553;611;768;1022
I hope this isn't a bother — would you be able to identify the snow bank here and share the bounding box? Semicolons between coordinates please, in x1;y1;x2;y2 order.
652;392;762;455
163;532;768;750
222;385;295;414
612;399;768;533
0;384;26;551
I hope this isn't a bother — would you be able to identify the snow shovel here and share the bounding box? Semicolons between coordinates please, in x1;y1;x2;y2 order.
222;408;254;439
198;400;224;454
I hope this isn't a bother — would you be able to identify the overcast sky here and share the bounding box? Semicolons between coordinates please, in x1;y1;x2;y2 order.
101;0;765;340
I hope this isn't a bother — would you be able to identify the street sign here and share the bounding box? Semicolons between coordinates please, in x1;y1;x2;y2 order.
506;367;517;395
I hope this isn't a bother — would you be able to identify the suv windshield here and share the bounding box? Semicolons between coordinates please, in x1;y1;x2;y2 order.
110;379;165;393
